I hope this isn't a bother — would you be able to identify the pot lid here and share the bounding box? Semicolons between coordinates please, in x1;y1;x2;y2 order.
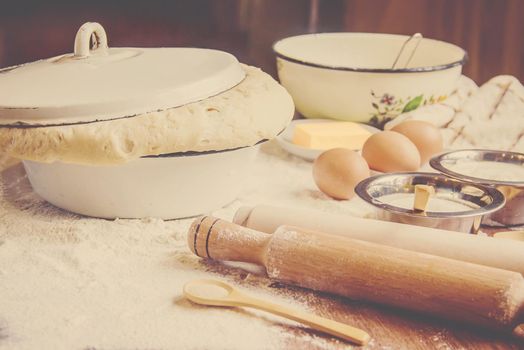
0;22;245;126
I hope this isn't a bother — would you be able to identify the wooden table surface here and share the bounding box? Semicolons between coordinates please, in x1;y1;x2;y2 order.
1;159;523;349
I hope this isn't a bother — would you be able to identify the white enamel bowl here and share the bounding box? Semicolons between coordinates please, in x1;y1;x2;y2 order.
274;33;466;127
23;145;258;219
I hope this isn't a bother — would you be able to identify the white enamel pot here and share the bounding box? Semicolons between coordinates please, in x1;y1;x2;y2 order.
274;32;466;128
0;22;271;219
23;145;259;219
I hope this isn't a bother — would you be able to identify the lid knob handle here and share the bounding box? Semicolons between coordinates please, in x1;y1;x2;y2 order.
74;22;108;58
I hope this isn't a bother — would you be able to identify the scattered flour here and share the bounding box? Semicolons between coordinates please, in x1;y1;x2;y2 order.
0;135;514;349
0;142;371;350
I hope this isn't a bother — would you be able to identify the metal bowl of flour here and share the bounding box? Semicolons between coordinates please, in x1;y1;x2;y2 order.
430;149;524;226
355;172;505;233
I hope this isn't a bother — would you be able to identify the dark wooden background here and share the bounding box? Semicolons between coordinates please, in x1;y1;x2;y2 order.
0;0;522;84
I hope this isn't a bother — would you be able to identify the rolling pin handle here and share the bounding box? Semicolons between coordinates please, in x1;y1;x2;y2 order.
188;216;269;266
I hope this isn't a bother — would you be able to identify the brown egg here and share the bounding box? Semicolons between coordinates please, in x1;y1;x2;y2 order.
362;131;421;172
391;120;443;164
313;148;370;200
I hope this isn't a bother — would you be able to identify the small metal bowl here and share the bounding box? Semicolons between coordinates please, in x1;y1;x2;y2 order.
430;149;524;227
355;172;505;233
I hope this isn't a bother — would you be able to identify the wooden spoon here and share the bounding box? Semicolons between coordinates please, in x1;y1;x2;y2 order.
183;279;371;346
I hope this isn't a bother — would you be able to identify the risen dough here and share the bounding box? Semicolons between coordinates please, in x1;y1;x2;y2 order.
0;64;294;165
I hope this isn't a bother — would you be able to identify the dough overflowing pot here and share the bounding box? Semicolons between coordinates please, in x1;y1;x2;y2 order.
0;22;294;218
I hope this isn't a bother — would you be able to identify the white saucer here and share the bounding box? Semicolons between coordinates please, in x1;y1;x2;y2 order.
276;119;380;161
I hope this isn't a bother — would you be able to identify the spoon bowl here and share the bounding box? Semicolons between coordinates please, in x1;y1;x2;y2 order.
183;279;238;307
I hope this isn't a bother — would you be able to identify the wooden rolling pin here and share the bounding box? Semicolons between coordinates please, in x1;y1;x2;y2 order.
233;205;524;275
188;216;524;331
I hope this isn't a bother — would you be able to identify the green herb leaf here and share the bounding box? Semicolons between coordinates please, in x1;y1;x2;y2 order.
402;95;423;113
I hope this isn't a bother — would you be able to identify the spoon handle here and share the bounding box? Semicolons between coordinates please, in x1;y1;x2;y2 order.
233;292;370;345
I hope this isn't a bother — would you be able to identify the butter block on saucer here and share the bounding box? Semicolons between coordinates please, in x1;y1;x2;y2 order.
292;122;372;150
